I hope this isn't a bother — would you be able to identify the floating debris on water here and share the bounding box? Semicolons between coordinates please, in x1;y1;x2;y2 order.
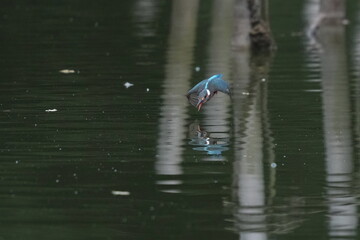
124;82;134;88
242;92;250;95
195;66;200;72
45;109;58;112
271;163;277;168
111;190;130;196
146;88;150;92
304;89;322;93
59;69;76;74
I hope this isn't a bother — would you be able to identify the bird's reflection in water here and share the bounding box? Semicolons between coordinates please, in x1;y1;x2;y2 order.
188;121;229;156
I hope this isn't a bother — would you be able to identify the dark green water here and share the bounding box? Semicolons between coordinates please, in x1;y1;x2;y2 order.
0;0;360;239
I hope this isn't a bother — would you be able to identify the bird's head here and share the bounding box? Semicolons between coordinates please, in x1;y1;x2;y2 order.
196;89;211;111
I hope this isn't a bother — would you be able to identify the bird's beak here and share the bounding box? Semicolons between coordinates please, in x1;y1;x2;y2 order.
196;100;203;111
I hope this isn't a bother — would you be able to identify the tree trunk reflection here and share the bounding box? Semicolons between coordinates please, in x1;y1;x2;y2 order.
155;0;199;193
316;2;358;237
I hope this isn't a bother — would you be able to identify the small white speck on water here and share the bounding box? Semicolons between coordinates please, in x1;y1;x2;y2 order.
304;89;322;93
261;78;266;82
242;92;250;95
34;123;37;127
146;88;150;92
45;109;57;112
59;69;75;74
74;190;78;195
124;82;134;88
195;66;201;72
15;160;19;164
283;155;286;158
111;190;130;196
271;163;277;168
55;179;60;183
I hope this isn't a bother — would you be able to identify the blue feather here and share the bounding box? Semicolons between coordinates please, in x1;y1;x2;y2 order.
186;74;231;109
205;74;223;89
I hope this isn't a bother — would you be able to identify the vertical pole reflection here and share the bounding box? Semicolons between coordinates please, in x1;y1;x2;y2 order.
232;63;274;239
233;88;267;240
354;6;360;172
155;0;199;192
317;7;358;238
304;0;320;47
231;4;274;236
203;0;235;160
133;0;159;37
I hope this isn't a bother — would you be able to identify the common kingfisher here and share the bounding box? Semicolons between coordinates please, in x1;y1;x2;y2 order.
186;74;231;111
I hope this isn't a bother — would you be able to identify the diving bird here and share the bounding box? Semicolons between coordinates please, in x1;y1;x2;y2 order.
186;74;231;111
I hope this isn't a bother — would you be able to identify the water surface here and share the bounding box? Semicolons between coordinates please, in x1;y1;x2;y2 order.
0;0;360;239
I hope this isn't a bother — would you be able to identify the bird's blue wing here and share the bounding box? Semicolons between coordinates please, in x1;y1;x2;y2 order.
186;75;231;107
187;79;207;96
186;80;207;107
187;92;199;107
208;77;231;95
